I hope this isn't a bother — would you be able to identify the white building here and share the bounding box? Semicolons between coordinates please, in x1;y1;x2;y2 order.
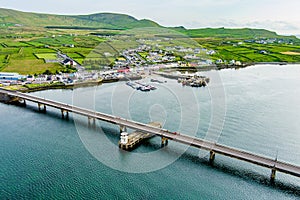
0;72;22;81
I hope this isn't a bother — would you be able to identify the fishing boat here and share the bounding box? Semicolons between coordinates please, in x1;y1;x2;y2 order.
135;81;157;90
138;86;151;92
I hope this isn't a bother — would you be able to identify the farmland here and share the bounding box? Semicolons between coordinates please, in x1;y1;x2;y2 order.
195;38;300;63
35;53;57;60
1;9;300;75
0;28;109;74
1;28;300;75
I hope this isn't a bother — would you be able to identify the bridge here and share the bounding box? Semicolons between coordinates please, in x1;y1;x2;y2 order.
1;88;300;182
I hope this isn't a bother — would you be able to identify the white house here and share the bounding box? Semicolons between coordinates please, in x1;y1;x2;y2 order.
0;72;22;81
61;58;78;66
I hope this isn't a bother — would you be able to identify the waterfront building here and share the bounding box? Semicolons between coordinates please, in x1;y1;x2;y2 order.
0;72;22;81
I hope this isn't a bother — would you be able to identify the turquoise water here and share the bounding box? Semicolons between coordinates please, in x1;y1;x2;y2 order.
1;65;300;199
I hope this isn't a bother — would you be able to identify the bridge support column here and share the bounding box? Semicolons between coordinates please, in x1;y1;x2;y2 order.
88;117;96;127
19;99;26;107
161;137;168;147
61;109;69;119
209;150;216;164
270;168;276;183
38;103;46;112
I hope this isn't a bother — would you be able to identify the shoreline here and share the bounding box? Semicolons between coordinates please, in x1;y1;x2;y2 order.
1;75;143;93
1;62;298;93
174;62;300;72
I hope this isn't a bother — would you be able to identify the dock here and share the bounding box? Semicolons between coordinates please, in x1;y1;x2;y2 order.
125;81;156;92
154;72;209;87
119;122;162;150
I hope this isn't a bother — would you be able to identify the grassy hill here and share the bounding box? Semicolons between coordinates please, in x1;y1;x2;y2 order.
0;8;161;29
1;8;298;40
172;26;297;40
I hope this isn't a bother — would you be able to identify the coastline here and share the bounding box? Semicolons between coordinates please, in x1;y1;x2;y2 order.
175;62;300;72
1;75;143;93
1;62;298;93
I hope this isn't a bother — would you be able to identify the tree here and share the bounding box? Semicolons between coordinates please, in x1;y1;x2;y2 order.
43;69;52;75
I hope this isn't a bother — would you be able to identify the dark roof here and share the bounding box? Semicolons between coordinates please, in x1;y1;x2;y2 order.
62;58;72;64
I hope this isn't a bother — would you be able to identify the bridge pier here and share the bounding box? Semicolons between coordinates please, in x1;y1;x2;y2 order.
270;168;276;183
209;150;216;164
19;98;26;107
161;137;168;147
88;117;96;127
61;109;69;119
38;103;46;112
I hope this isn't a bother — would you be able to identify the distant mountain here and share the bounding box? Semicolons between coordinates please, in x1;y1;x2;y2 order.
171;27;287;39
0;8;298;41
0;8;161;29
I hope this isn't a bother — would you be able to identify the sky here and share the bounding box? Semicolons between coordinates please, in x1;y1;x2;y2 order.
1;0;300;35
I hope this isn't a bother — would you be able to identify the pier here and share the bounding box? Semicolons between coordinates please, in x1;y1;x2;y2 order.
1;88;300;182
119;122;162;150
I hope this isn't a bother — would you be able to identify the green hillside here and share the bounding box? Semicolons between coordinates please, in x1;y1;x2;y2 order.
0;8;298;41
172;27;295;39
0;8;160;29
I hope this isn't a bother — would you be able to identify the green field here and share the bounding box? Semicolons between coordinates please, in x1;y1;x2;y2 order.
0;29;110;74
0;43;67;74
59;47;94;57
35;53;58;60
2;41;31;47
3;59;64;75
32;35;76;47
195;38;300;63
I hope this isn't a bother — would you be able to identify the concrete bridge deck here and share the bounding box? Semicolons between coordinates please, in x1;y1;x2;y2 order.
1;88;300;181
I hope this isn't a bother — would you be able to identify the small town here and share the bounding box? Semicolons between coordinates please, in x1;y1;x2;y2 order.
0;40;217;91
